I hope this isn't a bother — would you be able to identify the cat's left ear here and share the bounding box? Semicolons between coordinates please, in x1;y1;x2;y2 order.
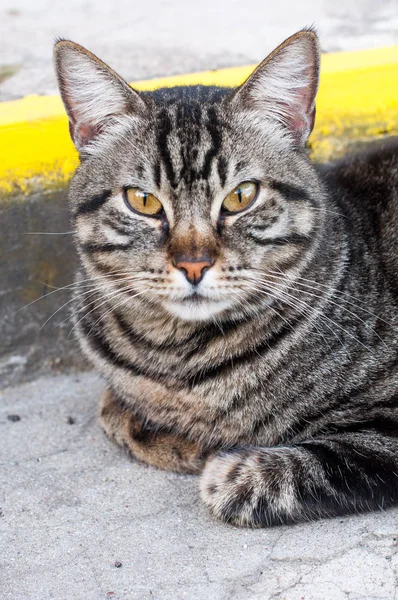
231;29;320;146
53;40;147;150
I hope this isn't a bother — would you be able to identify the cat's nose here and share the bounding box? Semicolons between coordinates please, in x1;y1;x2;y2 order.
174;256;214;285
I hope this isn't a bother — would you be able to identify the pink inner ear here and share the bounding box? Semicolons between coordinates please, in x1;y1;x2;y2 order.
276;66;317;143
62;85;102;148
69;121;103;149
290;115;307;137
288;106;315;144
287;107;315;144
307;105;316;135
287;65;317;141
276;97;315;144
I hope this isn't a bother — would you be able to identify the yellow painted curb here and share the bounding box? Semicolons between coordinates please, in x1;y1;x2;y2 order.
1;46;398;197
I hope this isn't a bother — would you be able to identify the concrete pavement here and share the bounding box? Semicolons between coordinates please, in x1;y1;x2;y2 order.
1;373;398;599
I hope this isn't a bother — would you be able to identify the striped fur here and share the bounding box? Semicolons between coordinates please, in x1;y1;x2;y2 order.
54;30;398;527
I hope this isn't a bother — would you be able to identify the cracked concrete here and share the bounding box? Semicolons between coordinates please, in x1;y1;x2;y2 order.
1;373;397;599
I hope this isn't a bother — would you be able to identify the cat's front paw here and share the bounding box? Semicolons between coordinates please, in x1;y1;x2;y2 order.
200;449;261;527
200;448;299;527
100;388;206;474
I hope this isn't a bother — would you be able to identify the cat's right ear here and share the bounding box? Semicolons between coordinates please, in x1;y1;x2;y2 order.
53;40;147;150
230;29;320;147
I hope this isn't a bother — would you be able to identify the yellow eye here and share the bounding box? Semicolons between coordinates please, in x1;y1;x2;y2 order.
222;181;258;214
124;188;163;216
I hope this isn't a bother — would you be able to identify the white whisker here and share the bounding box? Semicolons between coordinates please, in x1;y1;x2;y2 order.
246;276;373;352
254;268;392;335
21;231;77;235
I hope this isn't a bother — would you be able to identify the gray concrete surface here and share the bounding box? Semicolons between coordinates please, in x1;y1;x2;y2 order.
1;372;398;600
1;0;398;101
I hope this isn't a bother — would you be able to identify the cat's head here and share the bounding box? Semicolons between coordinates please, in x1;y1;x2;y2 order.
54;30;324;323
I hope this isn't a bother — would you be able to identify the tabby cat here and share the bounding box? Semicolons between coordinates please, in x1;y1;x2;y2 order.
53;30;398;527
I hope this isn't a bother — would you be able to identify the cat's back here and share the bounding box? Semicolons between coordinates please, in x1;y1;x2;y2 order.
321;137;398;210
321;138;398;284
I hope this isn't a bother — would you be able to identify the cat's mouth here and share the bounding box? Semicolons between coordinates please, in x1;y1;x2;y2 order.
163;291;236;321
178;292;204;303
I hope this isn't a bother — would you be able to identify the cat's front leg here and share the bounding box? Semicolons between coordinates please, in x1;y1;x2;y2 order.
99;389;206;474
200;429;398;527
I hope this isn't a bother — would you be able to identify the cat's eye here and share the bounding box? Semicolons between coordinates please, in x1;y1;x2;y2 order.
221;181;259;214
124;187;163;217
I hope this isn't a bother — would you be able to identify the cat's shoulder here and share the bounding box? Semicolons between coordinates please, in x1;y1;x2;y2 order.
318;137;398;197
319;138;398;273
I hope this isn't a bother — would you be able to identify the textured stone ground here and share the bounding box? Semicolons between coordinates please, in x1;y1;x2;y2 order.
1;0;398;101
1;373;398;600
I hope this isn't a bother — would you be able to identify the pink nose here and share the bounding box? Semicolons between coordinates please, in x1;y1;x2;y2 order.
174;258;213;285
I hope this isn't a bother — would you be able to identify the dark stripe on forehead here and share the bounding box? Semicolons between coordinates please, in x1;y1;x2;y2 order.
176;100;202;132
177;102;204;187
73;190;112;218
217;155;228;187
201;106;222;180
268;180;313;203
157;109;177;188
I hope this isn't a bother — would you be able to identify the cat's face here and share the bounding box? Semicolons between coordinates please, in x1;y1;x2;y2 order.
55;31;323;322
